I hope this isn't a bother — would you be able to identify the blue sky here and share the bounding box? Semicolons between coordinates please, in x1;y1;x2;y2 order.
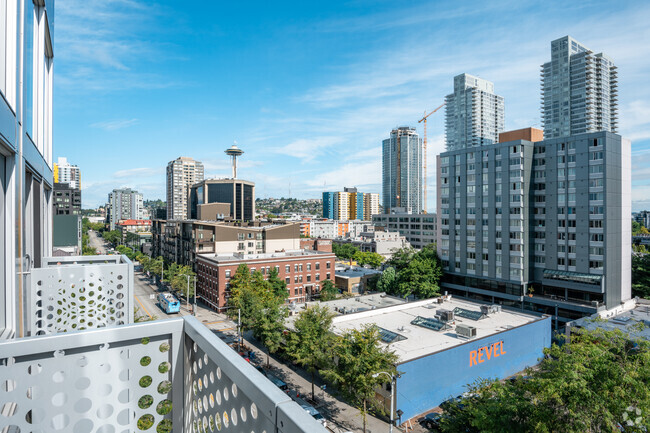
53;0;650;211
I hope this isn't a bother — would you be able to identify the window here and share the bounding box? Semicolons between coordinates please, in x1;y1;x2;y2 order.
225;270;231;278
285;277;290;284
326;262;331;269
589;165;604;174
316;274;320;281
285;265;290;273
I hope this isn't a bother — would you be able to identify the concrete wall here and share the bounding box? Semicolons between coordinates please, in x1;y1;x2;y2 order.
395;315;551;421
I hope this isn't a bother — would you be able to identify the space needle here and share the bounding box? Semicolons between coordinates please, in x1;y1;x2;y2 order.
224;143;244;178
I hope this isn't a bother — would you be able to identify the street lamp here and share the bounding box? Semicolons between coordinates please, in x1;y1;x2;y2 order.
372;371;400;433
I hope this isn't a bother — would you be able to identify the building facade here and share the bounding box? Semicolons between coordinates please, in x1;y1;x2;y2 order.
322;187;379;221
437;131;631;326
634;210;650;228
166;156;204;220
53;157;81;189
53;182;81;215
542;36;618;139
197;250;336;311
189;178;255;222
1;0;55;316
333;228;410;259
108;188;144;230
445;73;505;151
372;211;437;249
152;220;301;269
382;127;422;214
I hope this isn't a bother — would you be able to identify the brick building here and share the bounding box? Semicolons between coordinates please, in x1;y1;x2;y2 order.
197;250;336;311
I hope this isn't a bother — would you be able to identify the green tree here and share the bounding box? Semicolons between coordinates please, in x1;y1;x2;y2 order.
376;267;396;293
103;230;122;246
226;264;262;332
353;251;385;269
440;327;650;433
632;254;650;299
147;256;164;277
322;325;399;433
386;244;442;299
333;243;360;260
169;265;195;298
319;279;338;301
267;267;288;302
253;297;287;367
115;244;137;260
287;305;336;400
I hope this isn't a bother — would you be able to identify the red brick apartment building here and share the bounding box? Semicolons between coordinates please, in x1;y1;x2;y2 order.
197;250;336;312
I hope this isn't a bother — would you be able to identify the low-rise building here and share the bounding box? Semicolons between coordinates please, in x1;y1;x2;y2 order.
634;211;650;229
197;250;336;311
291;294;550;423
568;298;650;341
334;265;382;294
334;227;410;259
372;210;437;249
53;182;82;215
152;220;301;269
300;238;333;253
300;219;372;239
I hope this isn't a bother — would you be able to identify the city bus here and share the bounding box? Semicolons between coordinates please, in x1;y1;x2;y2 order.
158;292;181;314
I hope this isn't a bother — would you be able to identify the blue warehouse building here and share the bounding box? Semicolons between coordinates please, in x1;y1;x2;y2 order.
331;296;551;423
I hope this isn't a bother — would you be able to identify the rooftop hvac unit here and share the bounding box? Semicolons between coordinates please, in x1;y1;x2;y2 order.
456;324;477;339
488;305;502;314
480;305;491;315
437;309;455;322
436;297;445;304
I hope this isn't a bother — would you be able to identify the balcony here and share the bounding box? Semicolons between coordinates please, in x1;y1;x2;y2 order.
0;316;325;432
2;255;325;432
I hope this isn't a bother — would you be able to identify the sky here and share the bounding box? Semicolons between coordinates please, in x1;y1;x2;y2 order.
53;0;650;211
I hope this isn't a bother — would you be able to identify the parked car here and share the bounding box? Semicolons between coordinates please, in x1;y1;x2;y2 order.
301;404;327;428
266;373;288;391
422;412;443;431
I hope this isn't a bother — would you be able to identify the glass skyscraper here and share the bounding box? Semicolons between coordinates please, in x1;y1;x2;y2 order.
541;36;618;139
382;127;422;214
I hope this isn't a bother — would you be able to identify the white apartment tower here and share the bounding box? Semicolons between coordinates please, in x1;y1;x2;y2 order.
542;36;618;139
445;73;505;151
166;156;204;220
108;188;144;230
54;157;81;189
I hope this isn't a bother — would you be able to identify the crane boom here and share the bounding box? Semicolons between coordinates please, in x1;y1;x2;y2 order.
418;102;445;214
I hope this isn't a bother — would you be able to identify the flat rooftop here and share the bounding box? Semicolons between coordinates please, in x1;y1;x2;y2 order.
293;296;541;363
199;249;334;263
335;266;383;279
571;300;650;341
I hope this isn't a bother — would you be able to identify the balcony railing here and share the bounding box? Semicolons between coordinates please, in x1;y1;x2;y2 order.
27;255;135;336
0;316;326;433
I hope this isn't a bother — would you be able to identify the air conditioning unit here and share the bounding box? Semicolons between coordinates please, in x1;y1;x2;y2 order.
437;309;455;322
480;305;491;315
488;305;502;314
436;298;445;304
456;324;477;339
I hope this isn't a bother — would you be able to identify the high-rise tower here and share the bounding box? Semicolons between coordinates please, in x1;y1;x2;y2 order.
166;157;204;220
541;36;618;139
445;73;504;151
382;127;422;214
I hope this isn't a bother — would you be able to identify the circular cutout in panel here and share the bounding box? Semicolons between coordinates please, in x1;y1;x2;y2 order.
230;408;238;426
51;413;70;430
140;356;152;367
223;387;229;401
97;404;114;419
214;390;222;406
99;384;112;397
52;371;65;383
137;414;154;431
26;408;45;424
26;386;41;400
119;369;131;382
209;372;214;384
214;412;222;431
250;403;258;419
158;362;170;374
139;376;153;388
96;425;115;433
3;379;16;392
75;377;91;390
74;398;92;414
159;343;170;353
73;419;94;433
138;395;153;409
222;411;229;428
216;368;221;380
240;407;247;423
51;392;67;407
158;380;172;395
156;399;172;416
231;384;237;398
156;419;173;433
28;363;43;375
118;389;130;404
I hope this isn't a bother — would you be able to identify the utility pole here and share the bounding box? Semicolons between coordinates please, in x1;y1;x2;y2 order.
193;277;197;316
186;274;190;310
237;309;242;352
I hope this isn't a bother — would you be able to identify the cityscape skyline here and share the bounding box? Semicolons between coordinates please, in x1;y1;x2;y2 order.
52;1;650;212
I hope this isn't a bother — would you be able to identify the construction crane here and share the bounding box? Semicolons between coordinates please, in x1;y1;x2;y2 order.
419;102;445;213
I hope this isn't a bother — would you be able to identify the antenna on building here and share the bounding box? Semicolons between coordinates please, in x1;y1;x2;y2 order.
224;142;244;179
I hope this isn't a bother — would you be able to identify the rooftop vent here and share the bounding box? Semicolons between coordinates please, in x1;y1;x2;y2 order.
456;324;477;339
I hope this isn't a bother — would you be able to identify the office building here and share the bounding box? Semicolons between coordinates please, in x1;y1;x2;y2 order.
108;187;144;230
290;294;550;422
322;187;379;220
166;156;204;220
189;178;255;222
634;211;650;228
373;210;437;249
53;182;81;215
152;220;301;269
0;4;324;430
197;249;336;310
437;131;630;327
382;127;423;214
445;73;505;151
53;156;81;189
542;36;618;139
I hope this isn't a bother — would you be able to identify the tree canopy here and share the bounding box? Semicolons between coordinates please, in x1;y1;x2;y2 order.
632;254;650;299
353;251;385;268
319;279;338;301
440;327;650;433
333;243;360;260
382;244;443;299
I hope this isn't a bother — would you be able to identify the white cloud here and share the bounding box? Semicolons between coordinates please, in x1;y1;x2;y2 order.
90;118;138;131
113;167;163;179
272;137;344;163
